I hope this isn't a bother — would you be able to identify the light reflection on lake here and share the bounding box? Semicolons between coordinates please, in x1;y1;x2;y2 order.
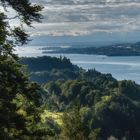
15;46;140;84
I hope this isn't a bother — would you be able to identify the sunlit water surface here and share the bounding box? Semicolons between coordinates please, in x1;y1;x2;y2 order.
15;46;140;84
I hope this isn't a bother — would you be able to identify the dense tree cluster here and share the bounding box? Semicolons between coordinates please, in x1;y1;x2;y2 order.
20;56;80;83
0;0;52;139
19;55;140;139
20;56;78;72
1;0;140;139
43;70;140;140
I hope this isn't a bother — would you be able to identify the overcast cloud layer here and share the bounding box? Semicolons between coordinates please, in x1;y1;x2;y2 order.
27;0;140;37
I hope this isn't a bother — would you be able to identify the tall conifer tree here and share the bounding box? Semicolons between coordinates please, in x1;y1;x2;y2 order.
0;0;45;139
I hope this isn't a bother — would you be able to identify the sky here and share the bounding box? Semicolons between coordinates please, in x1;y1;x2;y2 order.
2;0;140;45
31;0;140;36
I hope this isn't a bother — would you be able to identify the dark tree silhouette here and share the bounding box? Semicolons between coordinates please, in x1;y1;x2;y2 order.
0;0;46;139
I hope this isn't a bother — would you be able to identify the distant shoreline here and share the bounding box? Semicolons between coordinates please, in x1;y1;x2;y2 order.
42;42;140;57
43;51;140;57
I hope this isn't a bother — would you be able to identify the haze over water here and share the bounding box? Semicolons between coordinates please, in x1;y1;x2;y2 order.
16;46;140;84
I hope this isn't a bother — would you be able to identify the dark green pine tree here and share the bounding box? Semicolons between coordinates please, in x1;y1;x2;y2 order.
0;0;48;139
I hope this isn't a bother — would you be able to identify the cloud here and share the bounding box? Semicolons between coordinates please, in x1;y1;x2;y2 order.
28;0;140;36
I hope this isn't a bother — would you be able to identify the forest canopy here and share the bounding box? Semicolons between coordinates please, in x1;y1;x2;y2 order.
20;55;140;139
1;0;140;140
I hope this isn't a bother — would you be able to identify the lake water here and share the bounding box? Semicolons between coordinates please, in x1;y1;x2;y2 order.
15;46;140;84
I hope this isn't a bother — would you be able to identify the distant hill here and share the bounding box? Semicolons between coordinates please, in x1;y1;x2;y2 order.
43;42;140;56
20;56;78;72
19;56;80;83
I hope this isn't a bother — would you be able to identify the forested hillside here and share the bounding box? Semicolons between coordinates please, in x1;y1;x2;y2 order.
43;42;140;56
1;0;140;139
21;56;140;140
43;68;140;139
20;56;80;83
20;56;78;72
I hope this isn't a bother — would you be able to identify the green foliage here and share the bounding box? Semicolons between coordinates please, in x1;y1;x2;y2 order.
0;0;55;139
42;67;140;139
20;56;78;72
61;104;91;140
1;0;140;138
19;55;140;139
19;56;80;83
0;0;43;58
119;80;140;101
43;69;117;111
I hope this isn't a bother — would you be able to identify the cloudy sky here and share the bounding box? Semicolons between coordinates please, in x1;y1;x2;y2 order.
4;0;140;45
30;0;140;35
